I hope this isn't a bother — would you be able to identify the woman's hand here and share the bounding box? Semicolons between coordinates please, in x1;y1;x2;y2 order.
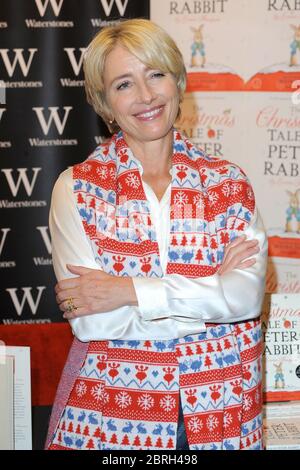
218;235;260;276
55;265;138;320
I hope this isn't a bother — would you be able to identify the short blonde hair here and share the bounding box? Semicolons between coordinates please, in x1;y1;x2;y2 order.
83;18;186;133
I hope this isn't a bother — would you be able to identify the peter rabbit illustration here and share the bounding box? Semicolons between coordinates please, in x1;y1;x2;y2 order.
285;189;300;233
191;25;206;68
290;25;300;66
274;363;285;389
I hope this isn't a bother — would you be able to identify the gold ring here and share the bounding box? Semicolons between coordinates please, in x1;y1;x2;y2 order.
66;297;77;313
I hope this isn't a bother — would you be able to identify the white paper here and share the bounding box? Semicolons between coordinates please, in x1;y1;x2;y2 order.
0;355;14;450
5;346;32;450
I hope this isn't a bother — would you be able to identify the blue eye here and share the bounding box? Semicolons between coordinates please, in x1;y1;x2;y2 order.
116;81;130;90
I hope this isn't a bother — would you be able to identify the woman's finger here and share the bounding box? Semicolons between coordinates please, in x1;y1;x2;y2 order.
236;258;257;270
56;287;82;304
59;297;82;314
63;306;90;320
223;239;259;266
55;277;80;293
222;235;247;263
225;246;259;271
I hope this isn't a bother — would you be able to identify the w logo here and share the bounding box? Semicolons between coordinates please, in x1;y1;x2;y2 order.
6;287;46;316
35;0;64;17
0;49;37;77
64;48;86;76
33;106;72;135
100;0;129;17
1;168;41;197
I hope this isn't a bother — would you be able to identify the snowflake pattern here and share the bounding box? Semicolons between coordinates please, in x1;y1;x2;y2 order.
174;191;189;208
159;395;176;412
138;393;154;410
206;414;219;431
115;391;132;409
208;191;219;206
96;166;108;179
231;183;242;196
125;173;140;189
81;163;92;173
188;416;203;432
193;193;205;210
91;383;104;402
223;411;233;428
75;381;87;398
243;394;253;411
221;182;231;198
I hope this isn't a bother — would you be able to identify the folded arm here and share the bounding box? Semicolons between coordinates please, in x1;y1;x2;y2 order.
50;168;267;341
133;208;267;323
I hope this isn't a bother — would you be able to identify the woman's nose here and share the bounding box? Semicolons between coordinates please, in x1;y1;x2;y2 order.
136;81;155;104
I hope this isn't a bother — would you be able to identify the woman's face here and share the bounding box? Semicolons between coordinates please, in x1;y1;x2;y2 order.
103;45;180;144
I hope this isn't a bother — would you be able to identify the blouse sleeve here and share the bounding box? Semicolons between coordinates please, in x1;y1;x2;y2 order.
133;208;267;323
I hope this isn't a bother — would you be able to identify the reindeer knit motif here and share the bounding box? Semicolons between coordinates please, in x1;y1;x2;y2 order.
47;130;263;450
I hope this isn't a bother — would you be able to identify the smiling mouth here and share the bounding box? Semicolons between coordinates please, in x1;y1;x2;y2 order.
134;106;164;121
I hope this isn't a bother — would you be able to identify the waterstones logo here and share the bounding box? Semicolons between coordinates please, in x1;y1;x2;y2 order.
30;106;77;146
91;0;129;27
0;48;42;89
169;0;228;14
60;48;86;87
25;0;74;28
0;167;46;209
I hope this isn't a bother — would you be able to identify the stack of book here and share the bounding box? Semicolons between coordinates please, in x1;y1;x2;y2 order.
262;294;300;450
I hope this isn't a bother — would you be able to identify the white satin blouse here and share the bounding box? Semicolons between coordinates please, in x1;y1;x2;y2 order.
49;166;268;341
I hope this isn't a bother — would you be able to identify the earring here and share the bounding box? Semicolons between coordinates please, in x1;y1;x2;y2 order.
109;118;114;124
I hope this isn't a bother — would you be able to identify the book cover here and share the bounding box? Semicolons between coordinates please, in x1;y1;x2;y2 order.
262;294;300;402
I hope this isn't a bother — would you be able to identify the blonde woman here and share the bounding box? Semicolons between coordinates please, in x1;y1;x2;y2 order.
46;19;267;450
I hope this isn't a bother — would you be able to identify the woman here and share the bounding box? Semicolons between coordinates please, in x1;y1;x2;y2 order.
46;19;267;450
